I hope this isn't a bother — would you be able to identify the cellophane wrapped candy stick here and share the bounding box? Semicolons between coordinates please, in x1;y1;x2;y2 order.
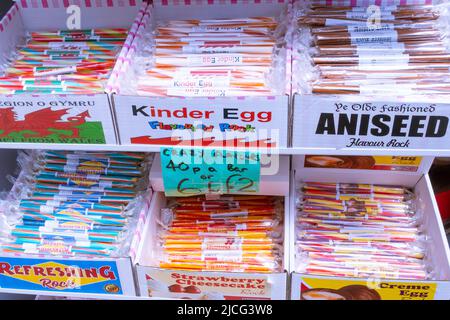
0;150;153;259
295;182;432;280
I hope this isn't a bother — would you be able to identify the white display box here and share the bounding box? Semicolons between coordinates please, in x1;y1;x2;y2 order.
0;0;147;146
134;154;291;300
113;0;291;149
289;156;450;300
0;193;153;298
0;150;152;298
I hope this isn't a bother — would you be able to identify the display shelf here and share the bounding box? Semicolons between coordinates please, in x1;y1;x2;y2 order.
0;288;168;300
0;143;448;157
291;95;450;157
0;0;449;302
289;158;450;300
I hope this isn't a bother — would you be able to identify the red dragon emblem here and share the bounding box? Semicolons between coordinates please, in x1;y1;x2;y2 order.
0;107;90;138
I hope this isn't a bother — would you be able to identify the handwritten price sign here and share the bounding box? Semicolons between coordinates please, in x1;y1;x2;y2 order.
160;147;260;196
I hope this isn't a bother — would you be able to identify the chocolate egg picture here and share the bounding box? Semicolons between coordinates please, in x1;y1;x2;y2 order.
168;284;184;293
305;156;376;170
301;288;346;300
338;285;381;300
184;285;202;294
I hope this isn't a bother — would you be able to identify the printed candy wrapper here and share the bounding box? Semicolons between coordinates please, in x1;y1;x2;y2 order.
0;150;153;259
292;1;450;96
0;28;129;95
152;195;285;273
294;181;435;281
117;8;291;97
33;173;137;190
35;295;97;300
293;2;450;94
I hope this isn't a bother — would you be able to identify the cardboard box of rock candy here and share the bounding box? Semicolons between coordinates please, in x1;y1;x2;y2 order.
134;155;290;300
0;0;147;145
112;0;291;149
289;155;450;300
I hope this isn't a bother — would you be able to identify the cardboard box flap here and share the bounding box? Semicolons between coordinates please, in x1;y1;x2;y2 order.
292;93;450;154
135;190;290;299
135;192;165;267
